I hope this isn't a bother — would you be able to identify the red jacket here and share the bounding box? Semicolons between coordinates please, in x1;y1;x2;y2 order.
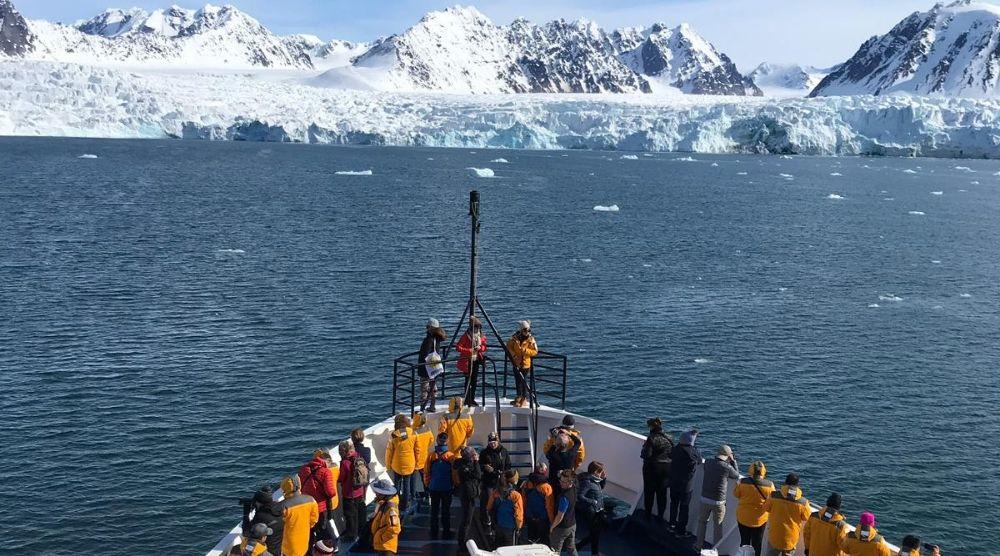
299;457;337;513
456;331;487;375
339;452;366;500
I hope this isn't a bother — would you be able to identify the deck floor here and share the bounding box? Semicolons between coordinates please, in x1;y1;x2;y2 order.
343;495;702;556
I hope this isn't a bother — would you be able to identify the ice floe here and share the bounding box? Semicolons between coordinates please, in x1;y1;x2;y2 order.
674;156;698;162
77;154;98;159
827;194;844;200
879;294;904;302
694;358;711;364
903;169;917;174
868;303;880;308
620;154;639;160
955;166;975;172
216;248;245;254
931;260;942;264
490;158;509;163
908;211;925;215
779;173;794;179
830;172;842;176
593;205;620;212
711;162;719;167
931;191;944;195
467;167;495;178
737;171;748;176
960;293;972;298
335;170;372;176
971;180;980;185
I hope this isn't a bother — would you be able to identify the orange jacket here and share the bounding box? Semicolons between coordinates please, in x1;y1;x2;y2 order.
764;485;811;552
542;428;585;469
841;526;893;556
281;493;319;556
371;496;402;553
414;427;435;472
487;488;524;529
803;506;848;556
733;477;775;528
507;334;539;369
520;476;555;522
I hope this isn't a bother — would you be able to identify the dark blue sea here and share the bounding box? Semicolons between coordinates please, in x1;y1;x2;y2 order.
2;137;998;554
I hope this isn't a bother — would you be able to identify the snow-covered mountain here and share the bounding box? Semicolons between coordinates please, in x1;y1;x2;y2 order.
0;0;33;57
812;0;1000;97
282;35;370;69
619;23;761;95
750;63;831;97
337;6;758;95
24;3;313;69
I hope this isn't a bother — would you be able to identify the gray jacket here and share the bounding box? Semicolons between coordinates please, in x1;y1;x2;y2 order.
700;457;739;503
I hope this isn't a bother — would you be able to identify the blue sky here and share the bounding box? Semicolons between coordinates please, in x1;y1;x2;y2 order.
19;0;939;69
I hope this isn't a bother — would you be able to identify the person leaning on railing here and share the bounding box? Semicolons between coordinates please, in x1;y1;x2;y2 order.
696;445;739;551
385;414;418;515
899;535;941;556
439;396;475;457
668;429;701;536
803;492;848;556
640;417;674;523
763;473;811;556
456;317;487;407
840;512;892;556
733;460;775;556
417;318;447;413
506;320;538;408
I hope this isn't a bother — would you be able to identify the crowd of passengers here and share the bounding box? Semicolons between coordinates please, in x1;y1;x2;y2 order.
235;318;941;556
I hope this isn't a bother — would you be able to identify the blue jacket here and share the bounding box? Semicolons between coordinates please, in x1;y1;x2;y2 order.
427;446;454;492
577;472;606;514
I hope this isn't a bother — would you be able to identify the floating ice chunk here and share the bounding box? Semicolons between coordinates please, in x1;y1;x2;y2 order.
994;171;1000;176
879;294;903;302
642;264;653;268
903;169;917;174
884;197;895;201
579;258;593;263
216;248;245;254
868;303;880;308
830;172;842;176
427;157;434;160
620;154;639;160
778;287;788;292
593;204;620;212
490;158;509;163
971;181;980;185
960;293;972;298
642;153;654;157
77;154;98;159
827;194;844;200
931;191;943;195
711;162;719;167
959;189;967;192
955;166;975;172
737;171;748;176
779;173;794;178
674;156;698;162
335;170;372;176
931;260;942;264
694;358;711;364
908;211;925;215
467;167;495;178
780;155;793;159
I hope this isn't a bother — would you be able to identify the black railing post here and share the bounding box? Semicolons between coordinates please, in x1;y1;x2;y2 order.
392;359;399;415
410;362;416;415
561;356;567;410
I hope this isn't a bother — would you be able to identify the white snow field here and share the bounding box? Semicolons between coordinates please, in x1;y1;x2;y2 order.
3;61;1000;158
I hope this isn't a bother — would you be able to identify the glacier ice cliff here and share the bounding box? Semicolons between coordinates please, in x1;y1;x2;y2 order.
2;61;1000;158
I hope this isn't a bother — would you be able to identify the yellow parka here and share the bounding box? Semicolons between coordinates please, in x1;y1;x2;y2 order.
764;485;812;552
733;472;775;528
238;539;269;556
414;426;435;473
841;526;893;556
372;495;402;554
542;428;585;469
439;399;475;456
385;426;418;475
507;334;539;369
803;506;848;556
281;493;319;556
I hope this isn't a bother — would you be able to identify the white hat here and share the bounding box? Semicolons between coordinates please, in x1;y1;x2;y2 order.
518;320;531;330
370;478;397;496
427;318;440;328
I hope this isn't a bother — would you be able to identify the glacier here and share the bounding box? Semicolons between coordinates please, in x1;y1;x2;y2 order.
2;61;1000;158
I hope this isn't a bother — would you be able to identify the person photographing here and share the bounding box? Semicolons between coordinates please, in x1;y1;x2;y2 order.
506;320;539;408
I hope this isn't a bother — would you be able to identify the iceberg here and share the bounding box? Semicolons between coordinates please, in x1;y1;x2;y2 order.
467;167;494;178
908;211;925;215
77;153;99;158
620;154;639;160
3;61;1000;159
490;158;509;163
593;204;620;212
827;194;844;200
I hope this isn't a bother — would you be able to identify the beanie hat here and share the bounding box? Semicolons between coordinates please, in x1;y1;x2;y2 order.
717;444;733;458
826;492;842;510
488;431;500;441
561;415;575;428
748;460;766;479
281;475;301;495
250;523;272;540
518;320;531;331
859;511;876;527
427;318;440;328
436;432;449;442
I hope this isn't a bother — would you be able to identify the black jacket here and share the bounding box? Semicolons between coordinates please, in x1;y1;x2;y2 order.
669;442;702;492
353;440;372;466
545;433;582;484
479;445;511;489
455;456;483;501
417;333;441;378
250;489;284;554
641;430;674;466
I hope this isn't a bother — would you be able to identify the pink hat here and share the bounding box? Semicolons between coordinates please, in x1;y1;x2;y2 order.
859;512;876;527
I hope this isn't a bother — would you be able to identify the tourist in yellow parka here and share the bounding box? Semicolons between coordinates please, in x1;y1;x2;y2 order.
763;473;812;555
804;492;848;556
370;479;403;555
280;475;318;556
386;414;418;514
733;460;774;556
506;320;539;407
841;512;893;556
412;412;435;475
439;397;475;456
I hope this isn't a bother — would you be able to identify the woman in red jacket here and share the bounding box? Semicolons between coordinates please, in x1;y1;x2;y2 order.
456;317;487;407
